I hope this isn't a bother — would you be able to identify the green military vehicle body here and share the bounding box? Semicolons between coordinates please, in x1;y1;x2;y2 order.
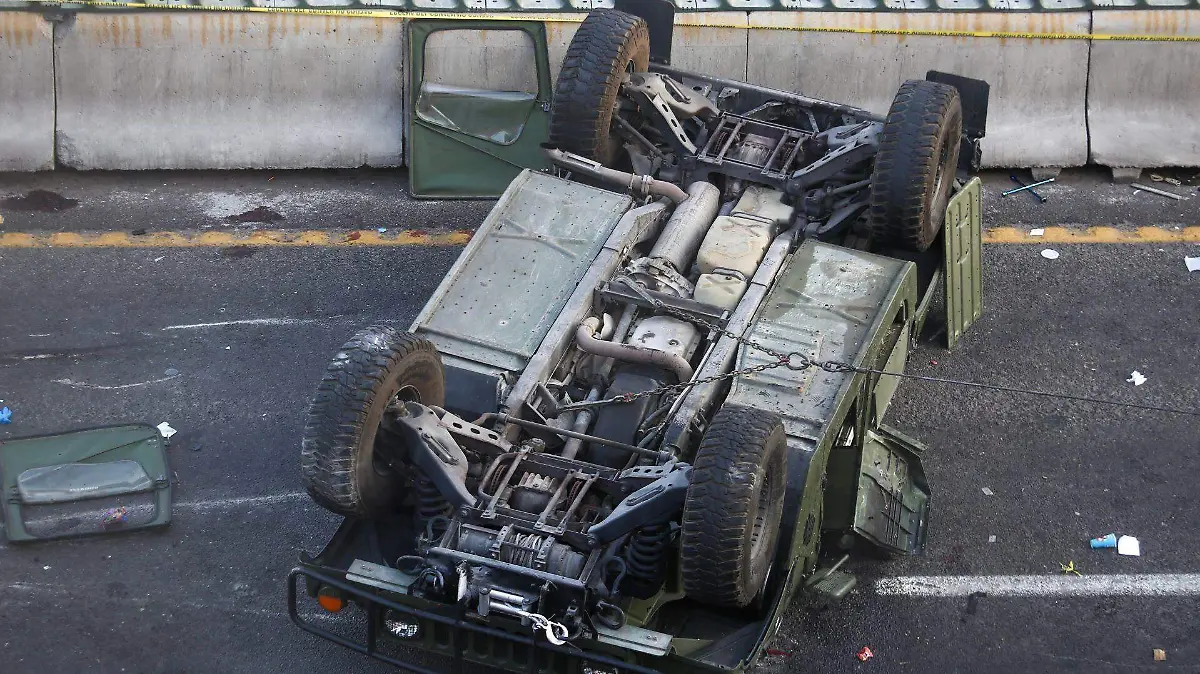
290;3;987;672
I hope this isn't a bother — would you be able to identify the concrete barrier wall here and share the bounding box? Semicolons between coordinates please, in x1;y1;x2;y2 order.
747;12;1091;169
1089;10;1200;168
55;13;406;170
2;10;1199;172
0;13;54;171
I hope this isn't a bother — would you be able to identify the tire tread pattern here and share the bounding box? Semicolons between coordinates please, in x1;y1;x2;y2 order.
300;325;441;517
868;80;963;252
550;9;650;163
680;404;787;608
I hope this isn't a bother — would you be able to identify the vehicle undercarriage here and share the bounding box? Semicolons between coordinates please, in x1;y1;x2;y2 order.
291;5;988;673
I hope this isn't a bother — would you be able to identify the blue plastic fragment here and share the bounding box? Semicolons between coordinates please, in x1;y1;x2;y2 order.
1090;533;1118;549
0;406;11;424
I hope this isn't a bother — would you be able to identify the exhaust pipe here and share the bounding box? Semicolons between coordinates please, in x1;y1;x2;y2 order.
543;146;688;204
575;316;693;383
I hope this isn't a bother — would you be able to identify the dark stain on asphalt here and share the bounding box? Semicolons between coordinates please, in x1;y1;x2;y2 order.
224;206;284;224
962;591;987;622
219;245;257;259
2;189;80;212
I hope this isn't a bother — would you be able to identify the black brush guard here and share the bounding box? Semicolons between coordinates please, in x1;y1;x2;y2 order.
288;564;665;674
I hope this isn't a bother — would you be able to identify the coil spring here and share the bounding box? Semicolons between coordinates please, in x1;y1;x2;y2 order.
415;472;451;542
624;524;671;587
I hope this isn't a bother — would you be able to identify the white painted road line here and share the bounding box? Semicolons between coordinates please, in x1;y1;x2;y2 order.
876;574;1200;597
52;375;180;390
162;318;316;330
175;492;308;511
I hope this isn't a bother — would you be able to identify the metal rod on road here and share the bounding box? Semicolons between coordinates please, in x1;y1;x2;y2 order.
1131;183;1185;200
1009;175;1048;203
1002;178;1055;197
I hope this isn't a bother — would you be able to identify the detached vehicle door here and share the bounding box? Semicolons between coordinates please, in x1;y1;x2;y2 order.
407;19;553;198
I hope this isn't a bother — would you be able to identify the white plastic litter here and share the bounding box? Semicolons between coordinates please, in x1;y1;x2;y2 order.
1040;249;1060;260
1029;228;1045;236
1127;371;1147;386
988;535;997;543
982;487;995;496
1186;257;1200;272
1118;536;1141;557
156;422;177;439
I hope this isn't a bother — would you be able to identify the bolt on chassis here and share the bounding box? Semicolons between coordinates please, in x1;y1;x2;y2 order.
289;5;989;673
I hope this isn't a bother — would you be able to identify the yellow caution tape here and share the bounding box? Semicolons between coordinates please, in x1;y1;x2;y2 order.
12;0;1200;42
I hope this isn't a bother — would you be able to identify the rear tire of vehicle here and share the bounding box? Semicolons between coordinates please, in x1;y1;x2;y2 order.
301;326;445;518
550;9;650;167
868;80;963;253
680;404;788;609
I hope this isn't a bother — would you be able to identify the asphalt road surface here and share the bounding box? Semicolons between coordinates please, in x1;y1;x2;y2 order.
1;168;1198;674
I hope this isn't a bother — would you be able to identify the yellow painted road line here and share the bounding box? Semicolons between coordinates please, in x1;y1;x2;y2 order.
985;226;1200;244
0;230;474;248
1;226;1197;248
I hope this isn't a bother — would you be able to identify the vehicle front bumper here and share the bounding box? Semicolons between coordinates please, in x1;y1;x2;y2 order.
289;564;676;674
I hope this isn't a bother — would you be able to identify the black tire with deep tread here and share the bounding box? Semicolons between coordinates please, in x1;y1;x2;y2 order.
301;326;445;518
550;9;650;166
680;404;788;609
868;80;964;253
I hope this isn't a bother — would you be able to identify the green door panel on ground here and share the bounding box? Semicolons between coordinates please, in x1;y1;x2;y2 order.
407;20;552;198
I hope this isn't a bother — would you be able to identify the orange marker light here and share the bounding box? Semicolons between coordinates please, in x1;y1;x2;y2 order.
317;589;345;613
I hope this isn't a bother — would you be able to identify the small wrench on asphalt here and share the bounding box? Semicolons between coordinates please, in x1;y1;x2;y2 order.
1007;175;1049;202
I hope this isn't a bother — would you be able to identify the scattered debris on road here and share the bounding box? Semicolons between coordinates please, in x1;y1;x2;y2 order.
1149;174;1181;187
156;422;177;439
1060;561;1082;576
1118;536;1141;557
1131;183;1184;200
1041;249;1060;260
0;406;11;424
765;648;792;657
102;507;129;529
1127;371;1148;386
345;231;362;242
981;487;995;496
857;647;875;662
1029;228;1045;236
1153;648;1167;662
1090;533;1118;549
988;535;997;543
1185;257;1200;272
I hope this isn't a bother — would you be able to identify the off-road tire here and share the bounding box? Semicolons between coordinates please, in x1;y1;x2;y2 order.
301;326;445;518
680;404;788;609
868;80;963;253
550;9;650;166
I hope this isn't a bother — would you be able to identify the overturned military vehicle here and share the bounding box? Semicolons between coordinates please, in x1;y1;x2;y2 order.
290;5;987;673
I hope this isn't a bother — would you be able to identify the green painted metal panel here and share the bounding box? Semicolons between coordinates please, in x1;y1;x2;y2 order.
851;424;930;555
407;19;552;198
943;176;984;349
725;240;917;452
411;170;632;372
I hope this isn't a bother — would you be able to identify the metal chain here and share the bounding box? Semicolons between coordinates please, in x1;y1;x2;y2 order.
559;277;854;412
559;276;1200;418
